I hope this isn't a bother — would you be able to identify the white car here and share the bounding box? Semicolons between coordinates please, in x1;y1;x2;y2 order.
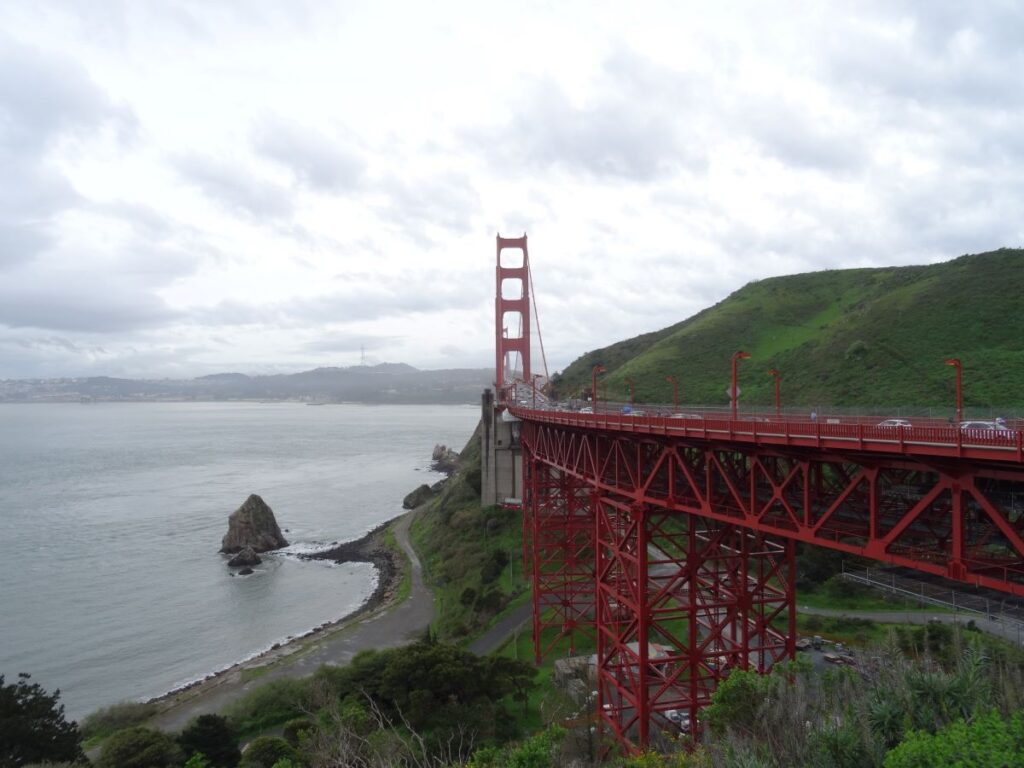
579;406;593;414
877;419;912;428
959;420;1009;432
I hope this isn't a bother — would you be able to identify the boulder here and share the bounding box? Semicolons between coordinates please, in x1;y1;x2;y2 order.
403;484;435;510
238;567;254;576
220;494;289;553
431;444;460;475
228;546;262;567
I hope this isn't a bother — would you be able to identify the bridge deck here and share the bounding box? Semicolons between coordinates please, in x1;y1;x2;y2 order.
509;407;1024;466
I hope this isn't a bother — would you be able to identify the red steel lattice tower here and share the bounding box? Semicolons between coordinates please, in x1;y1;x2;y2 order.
525;456;596;663
495;235;530;395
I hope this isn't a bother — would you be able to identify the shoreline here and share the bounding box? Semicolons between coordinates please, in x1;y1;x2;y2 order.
145;513;407;712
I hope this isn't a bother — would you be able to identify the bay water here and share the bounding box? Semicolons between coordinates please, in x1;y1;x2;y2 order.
0;401;480;720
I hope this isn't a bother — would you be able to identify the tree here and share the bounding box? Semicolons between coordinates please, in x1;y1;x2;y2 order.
238;736;297;768
97;726;183;768
0;673;84;767
178;714;241;767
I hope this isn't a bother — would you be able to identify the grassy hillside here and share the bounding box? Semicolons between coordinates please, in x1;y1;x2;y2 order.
552;248;1024;411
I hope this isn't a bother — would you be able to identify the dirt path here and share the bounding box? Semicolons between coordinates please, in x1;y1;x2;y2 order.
149;510;434;732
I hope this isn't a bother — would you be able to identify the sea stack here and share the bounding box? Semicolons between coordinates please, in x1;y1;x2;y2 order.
220;494;289;554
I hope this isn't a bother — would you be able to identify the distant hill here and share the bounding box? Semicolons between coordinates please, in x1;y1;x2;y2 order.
0;364;493;405
551;248;1024;411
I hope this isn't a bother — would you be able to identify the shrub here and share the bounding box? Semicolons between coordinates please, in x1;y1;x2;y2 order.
224;679;311;735
238;736;297;768
281;717;314;747
96;726;183;768
178;714;241;767
80;699;159;740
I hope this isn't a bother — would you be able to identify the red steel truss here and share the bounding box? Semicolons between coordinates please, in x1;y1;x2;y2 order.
519;419;1024;597
525;457;595;662
593;497;794;751
517;416;1024;753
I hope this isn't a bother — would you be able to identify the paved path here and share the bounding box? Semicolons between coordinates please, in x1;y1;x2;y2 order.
800;605;1023;645
470;603;531;656
150;510;435;732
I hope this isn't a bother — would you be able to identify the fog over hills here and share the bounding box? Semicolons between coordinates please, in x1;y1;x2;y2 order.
0;364;494;405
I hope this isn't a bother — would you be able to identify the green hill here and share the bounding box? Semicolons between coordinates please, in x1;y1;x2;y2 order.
551;248;1024;412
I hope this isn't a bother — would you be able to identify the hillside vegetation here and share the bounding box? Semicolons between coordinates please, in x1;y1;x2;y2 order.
552;249;1024;411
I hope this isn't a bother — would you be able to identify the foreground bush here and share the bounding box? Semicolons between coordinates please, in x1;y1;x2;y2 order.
178;714;241;767
238;736;297;768
80;699;158;741
96;726;183;768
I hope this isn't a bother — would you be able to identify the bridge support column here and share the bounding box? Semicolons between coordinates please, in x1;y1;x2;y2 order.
594;500;795;754
526;453;595;663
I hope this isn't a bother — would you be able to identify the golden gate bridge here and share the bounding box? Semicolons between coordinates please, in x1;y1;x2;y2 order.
488;234;1024;752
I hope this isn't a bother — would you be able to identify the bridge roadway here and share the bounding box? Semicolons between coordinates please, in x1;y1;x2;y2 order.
509;404;1024;466
510;402;1024;598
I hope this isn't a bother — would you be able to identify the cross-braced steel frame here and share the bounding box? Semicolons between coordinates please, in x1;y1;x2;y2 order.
525;457;595;661
519;420;1024;753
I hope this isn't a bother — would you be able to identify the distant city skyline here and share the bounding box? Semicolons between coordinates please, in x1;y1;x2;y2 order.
1;2;1022;379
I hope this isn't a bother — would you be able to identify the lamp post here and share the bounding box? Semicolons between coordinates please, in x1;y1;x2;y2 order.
666;375;678;412
592;364;606;411
945;358;962;423
625;377;634;408
767;368;781;418
731;351;750;420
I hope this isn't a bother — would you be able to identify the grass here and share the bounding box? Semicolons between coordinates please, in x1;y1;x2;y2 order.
552;248;1024;411
382;525;412;604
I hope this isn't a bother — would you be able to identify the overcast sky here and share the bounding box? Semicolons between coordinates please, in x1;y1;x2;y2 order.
1;1;1022;379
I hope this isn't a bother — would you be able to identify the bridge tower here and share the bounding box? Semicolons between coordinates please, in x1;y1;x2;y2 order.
495;234;531;394
481;235;532;508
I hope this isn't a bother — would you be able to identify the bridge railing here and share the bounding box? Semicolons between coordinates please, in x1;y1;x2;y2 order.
509;404;1024;463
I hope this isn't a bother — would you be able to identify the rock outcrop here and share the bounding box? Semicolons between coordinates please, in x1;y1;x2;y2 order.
227;546;262;567
220;494;289;553
431;444;460;475
403;484;435;510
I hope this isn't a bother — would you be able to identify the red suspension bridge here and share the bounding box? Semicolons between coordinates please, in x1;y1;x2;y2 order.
490;234;1024;752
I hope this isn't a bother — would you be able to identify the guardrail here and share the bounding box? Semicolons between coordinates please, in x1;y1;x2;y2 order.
840;566;1024;645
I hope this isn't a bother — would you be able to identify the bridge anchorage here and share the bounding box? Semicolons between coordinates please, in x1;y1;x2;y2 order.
486;234;1024;754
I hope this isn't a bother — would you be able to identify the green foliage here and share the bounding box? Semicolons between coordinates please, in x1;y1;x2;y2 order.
467;725;565;767
0;673;85;767
96;726;183;768
311;639;534;745
704;669;772;737
410;428;525;640
553;249;1024;409
280;718;314;747
884;710;1024;768
178;714;241;767
237;736;297;768
223;678;311;736
80;699;159;741
185;755;214;768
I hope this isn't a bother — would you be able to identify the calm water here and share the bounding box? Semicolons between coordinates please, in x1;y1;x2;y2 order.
0;401;479;719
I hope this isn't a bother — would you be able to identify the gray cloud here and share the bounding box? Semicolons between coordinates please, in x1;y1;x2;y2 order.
255;118;365;192
0;281;182;333
302;332;400;354
478;48;703;181
0;37;133;268
375;172;481;241
173;153;294;219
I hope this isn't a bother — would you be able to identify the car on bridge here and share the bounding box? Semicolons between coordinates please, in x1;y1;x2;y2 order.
959;420;1010;432
877;419;912;428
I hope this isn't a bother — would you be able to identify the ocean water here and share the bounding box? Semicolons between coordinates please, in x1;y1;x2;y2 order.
0;401;480;720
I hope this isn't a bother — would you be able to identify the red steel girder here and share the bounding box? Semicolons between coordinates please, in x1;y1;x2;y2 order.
526;451;595;662
521;421;1024;597
595;500;794;753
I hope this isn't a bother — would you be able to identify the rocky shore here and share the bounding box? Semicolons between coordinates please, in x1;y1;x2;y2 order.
146;514;407;711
